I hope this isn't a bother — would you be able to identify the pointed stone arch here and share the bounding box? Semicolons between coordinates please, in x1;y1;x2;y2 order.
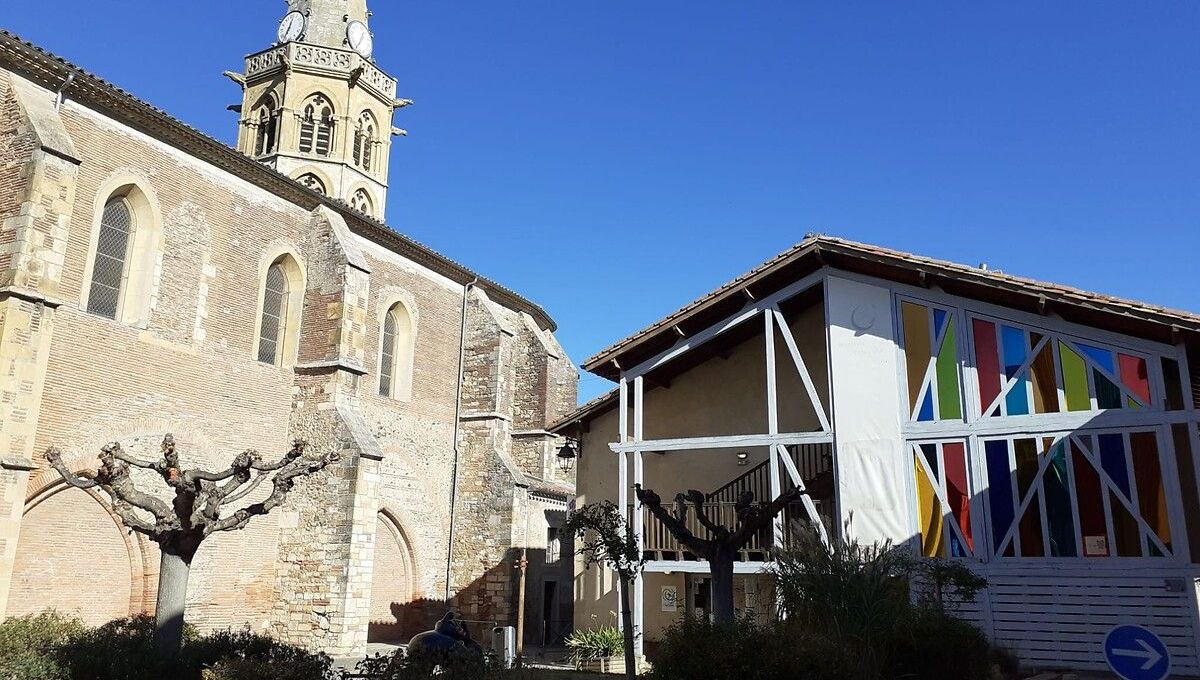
368;509;419;643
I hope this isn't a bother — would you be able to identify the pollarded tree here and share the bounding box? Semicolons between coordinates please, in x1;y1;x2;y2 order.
562;501;644;680
635;484;803;626
44;435;339;657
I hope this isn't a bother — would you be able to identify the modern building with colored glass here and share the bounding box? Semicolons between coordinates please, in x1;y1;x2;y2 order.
553;235;1200;674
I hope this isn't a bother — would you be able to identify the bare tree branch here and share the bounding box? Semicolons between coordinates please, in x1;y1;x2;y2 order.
636;484;712;555
729;485;804;547
44;448;99;490
204;451;339;535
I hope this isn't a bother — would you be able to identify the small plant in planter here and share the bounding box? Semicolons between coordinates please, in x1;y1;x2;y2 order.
566;616;625;673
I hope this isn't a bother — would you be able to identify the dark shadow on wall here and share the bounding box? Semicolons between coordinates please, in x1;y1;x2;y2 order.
367;545;573;647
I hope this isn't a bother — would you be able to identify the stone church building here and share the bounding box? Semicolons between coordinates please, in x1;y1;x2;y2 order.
0;0;577;656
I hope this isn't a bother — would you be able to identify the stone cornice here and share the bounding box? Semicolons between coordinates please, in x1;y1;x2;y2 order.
0;30;557;332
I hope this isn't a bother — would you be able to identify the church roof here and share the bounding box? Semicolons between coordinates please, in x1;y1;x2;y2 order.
0;29;559;331
554;235;1200;424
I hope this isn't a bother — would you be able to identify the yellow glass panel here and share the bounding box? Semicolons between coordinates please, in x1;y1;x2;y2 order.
915;454;944;557
902;302;932;413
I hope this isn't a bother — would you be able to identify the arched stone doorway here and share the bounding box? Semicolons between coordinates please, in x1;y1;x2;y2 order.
368;510;417;643
10;484;150;625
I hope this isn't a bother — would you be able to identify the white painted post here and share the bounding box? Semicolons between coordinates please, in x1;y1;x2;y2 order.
616;377;628;634
765;310;784;550
632;376;645;660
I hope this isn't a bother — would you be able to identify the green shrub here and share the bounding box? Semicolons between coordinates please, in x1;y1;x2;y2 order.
185;626;334;679
565;624;623;664
0;611;86;680
201;657;332;680
648;615;815;680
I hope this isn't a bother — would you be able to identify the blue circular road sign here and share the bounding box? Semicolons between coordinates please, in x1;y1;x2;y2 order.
1105;625;1170;680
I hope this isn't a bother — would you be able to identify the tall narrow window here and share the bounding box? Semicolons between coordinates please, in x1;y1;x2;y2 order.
299;94;335;156
378;302;413;399
87;199;134;319
252;95;280;157
257;262;290;365
354;111;377;172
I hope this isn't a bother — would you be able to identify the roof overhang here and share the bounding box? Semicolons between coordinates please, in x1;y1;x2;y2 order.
582;236;1200;383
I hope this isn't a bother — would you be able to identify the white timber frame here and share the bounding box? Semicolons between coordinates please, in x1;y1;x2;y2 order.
599;264;1200;669
610;271;835;657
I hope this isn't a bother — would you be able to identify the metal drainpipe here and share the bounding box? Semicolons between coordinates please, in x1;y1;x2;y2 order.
445;277;478;603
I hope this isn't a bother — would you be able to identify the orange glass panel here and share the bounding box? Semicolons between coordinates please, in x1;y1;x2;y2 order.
1131;432;1171;552
1030;342;1060;413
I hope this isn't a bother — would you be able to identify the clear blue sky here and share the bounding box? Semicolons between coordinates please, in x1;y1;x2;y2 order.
7;2;1197;402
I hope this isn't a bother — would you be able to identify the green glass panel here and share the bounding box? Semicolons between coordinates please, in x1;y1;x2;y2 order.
936;320;961;420
1059;342;1091;411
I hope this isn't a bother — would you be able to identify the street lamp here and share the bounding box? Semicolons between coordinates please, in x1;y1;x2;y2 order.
556;439;578;475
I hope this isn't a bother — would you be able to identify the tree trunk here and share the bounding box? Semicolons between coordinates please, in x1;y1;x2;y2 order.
153;541;196;657
709;547;736;627
618;572;637;680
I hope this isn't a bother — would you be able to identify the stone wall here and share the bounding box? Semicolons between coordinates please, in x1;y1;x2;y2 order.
0;66;577;656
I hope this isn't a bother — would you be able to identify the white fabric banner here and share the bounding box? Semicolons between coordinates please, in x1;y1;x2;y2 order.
826;276;912;547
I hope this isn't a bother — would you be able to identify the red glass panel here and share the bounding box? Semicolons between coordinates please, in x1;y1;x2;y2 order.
1071;441;1108;557
1118;354;1151;405
942;443;972;553
973;319;1001;415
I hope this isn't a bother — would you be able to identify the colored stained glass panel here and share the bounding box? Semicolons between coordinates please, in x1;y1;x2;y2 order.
1014;438;1044;556
1029;340;1060;413
973;319;1001;415
1119;354;1151;406
1043;442;1077;557
1079;344;1116;373
1162;358;1185;410
1111;491;1142;557
1071;441;1108;557
915;452;943;558
1131;432;1171;552
1059;342;1091;411
1098;434;1131;497
985;440;1015;553
936;321;961;420
902;302;931;413
1002;326;1030;416
943;442;972;556
1095;371;1122;410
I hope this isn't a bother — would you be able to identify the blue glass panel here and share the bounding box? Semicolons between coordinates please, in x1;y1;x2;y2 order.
917;390;935;421
1001;326;1030;416
933;308;948;338
1078;343;1116;373
1098;434;1131;497
985;440;1015;552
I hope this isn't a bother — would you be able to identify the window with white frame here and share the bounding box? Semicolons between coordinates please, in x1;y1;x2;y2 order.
547;526;561;563
980;431;1177;560
899;293;1192;564
378;302;413;399
898;298;964;422
969;315;1159;418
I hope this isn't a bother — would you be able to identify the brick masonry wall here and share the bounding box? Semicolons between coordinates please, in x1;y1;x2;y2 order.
0;66;578;655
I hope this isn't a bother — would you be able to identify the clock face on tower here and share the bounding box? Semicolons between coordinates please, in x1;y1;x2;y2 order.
346;20;374;59
277;11;306;44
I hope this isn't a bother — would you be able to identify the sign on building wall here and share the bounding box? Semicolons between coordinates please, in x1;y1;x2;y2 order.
661;586;678;613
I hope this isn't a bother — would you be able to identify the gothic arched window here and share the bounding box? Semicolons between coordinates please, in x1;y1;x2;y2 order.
256;255;303;366
349;189;374;217
253;95;280;157
86;198;134;319
379;302;414;400
353;111;377;173
296;173;327;196
298;94;335;157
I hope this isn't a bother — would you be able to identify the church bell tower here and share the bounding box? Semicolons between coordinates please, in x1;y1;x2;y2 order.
233;0;407;220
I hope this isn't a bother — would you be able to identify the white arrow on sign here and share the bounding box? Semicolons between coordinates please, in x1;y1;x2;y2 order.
1112;639;1164;671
